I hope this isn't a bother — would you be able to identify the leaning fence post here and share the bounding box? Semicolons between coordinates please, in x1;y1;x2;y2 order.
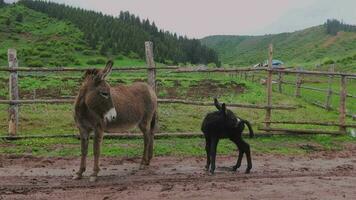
339;75;347;133
265;44;273;129
295;68;302;97
145;41;157;93
8;49;19;136
325;65;334;110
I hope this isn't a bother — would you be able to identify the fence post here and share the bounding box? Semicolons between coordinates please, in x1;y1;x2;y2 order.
325;65;334;110
339;75;347;133
145;41;157;93
265;44;273;129
145;41;158;131
295;68;302;97
8;49;19;136
278;72;283;93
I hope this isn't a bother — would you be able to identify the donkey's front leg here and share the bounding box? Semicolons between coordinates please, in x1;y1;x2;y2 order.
73;129;89;180
90;129;104;182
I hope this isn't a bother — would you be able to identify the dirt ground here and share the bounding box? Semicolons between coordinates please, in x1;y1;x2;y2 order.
1;146;356;200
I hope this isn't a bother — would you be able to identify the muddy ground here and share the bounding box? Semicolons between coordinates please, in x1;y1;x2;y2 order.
1;146;356;200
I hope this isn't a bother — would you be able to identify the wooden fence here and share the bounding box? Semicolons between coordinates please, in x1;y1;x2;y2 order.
1;42;356;138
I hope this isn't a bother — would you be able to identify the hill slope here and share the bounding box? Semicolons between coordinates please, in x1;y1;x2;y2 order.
202;25;356;71
19;0;219;66
0;4;140;67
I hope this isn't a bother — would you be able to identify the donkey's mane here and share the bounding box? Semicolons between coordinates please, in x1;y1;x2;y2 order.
83;69;100;79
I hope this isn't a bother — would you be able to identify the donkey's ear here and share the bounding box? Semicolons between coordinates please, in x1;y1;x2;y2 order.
101;60;114;80
214;98;222;111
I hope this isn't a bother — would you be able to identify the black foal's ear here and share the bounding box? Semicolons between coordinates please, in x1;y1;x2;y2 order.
214;98;222;111
221;103;227;115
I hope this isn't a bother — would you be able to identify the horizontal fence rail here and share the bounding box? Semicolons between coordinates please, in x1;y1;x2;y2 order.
0;99;298;110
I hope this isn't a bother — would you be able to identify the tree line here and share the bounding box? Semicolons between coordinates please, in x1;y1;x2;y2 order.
325;19;356;35
18;0;220;66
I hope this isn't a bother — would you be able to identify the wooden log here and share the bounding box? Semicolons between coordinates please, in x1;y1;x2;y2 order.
173;67;266;73
339;75;347;133
145;41;157;93
8;49;19;136
0;66;180;72
264;120;356;128
265;44;273;129
0;99;298;110
270;69;356;77
158;99;297;110
280;82;356;98
0;132;307;140
259;127;343;135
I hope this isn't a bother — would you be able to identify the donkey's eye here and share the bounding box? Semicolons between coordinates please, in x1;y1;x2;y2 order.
99;91;109;99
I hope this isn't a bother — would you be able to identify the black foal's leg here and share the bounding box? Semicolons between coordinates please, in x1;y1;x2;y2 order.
231;137;244;171
238;139;252;173
205;137;211;171
209;137;219;174
244;141;252;173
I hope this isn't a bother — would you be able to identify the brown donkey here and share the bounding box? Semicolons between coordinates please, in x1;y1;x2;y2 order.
73;60;157;182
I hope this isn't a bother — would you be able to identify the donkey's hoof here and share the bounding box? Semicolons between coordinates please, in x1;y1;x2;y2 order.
205;165;209;171
245;169;251;174
139;164;149;170
89;176;98;182
72;174;82;180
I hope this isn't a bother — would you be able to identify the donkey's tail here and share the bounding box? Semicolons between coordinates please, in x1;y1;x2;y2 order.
150;111;157;133
242;119;254;138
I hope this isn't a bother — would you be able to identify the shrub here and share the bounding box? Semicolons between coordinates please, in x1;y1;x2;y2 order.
27;60;44;67
323;58;334;65
127;51;140;59
83;50;95;56
116;54;125;60
39;52;52;58
207;63;217;68
86;58;106;65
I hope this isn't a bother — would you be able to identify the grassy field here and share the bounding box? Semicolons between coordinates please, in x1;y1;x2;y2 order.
0;70;355;136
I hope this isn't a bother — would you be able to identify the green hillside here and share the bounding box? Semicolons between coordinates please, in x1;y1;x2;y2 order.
0;4;145;67
202;25;356;71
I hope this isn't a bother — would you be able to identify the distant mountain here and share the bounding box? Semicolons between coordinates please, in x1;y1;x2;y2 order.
202;22;356;71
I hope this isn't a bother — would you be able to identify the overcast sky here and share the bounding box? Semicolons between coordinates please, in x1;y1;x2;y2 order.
5;0;356;38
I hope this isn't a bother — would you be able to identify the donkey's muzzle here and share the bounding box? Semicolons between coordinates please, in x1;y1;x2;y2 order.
104;107;117;122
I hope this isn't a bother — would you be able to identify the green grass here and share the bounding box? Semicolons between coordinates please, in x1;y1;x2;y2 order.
0;134;355;157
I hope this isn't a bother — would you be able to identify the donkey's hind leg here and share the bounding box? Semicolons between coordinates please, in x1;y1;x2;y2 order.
73;128;90;180
148;114;156;162
139;121;151;168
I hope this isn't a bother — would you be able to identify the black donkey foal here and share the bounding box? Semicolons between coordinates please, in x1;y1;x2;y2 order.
201;98;254;174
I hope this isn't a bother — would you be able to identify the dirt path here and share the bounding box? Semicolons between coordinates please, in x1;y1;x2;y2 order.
1;148;356;200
